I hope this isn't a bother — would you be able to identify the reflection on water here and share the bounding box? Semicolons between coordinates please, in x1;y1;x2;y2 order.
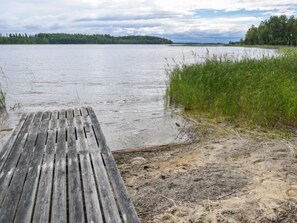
0;45;276;150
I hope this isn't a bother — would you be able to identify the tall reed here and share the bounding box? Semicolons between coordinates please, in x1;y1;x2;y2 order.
0;67;6;111
0;89;5;110
167;49;297;128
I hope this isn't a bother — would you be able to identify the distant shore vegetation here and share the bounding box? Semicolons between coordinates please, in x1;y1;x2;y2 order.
241;15;297;46
167;49;297;129
0;33;173;44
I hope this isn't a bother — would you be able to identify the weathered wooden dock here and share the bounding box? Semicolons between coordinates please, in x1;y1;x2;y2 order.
0;107;139;223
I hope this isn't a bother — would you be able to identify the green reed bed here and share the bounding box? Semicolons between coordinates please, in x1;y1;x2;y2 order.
0;67;6;111
167;49;297;128
0;89;5;110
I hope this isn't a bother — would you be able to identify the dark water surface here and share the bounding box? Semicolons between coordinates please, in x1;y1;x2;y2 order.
0;45;276;150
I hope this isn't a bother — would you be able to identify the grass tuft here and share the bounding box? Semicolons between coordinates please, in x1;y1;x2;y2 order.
166;48;297;129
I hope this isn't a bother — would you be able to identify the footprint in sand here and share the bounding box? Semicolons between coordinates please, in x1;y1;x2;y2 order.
286;187;297;200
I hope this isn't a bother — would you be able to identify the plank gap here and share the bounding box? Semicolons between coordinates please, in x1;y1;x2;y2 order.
83;126;87;139
66;153;69;223
34;134;39;147
72;110;75;118
101;153;107;168
75;128;78;141
89;153;106;223
41;113;45;121
45;131;49;145
95;153;123;222
99;152;123;221
79;109;82;117
65;129;68;142
57;111;60;120
6;169;14;189
55;130;58;144
77;154;88;222
7;152;22;189
12;169;30;223
0;114;29;173
49;153;56;223
91;125;99;147
23;133;29;148
30;153;45;222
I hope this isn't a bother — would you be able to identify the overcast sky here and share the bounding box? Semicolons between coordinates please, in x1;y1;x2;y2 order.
0;0;296;43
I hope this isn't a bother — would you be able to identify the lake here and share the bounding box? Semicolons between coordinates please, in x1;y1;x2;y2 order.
0;45;276;150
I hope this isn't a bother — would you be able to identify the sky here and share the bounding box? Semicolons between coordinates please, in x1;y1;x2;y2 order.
0;0;297;43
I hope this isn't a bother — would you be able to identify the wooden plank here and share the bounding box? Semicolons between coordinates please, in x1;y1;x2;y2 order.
59;109;66;119
51;109;67;223
74;109;103;223
0;114;27;171
32;111;58;223
74;108;81;117
87;107;139;223
0;113;37;204
0;115;33;208
82;111;122;223
0;112;43;223
81;107;88;117
67;109;85;223
67;109;74;122
0;113;35;203
0;133;28;207
14;111;51;222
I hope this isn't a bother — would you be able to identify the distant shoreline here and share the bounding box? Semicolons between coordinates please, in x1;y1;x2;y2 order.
0;33;173;44
170;43;289;49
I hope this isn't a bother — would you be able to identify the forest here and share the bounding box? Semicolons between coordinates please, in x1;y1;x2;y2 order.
0;33;173;44
242;15;297;46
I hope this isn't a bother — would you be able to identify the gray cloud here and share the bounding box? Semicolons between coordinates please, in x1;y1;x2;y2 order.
74;11;180;22
0;0;296;42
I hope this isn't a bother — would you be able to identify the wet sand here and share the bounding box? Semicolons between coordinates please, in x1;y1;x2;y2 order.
114;126;297;222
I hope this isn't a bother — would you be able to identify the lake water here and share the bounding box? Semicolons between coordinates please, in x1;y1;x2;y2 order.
0;45;276;150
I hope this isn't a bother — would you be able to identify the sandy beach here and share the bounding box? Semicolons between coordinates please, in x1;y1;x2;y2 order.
114;122;297;222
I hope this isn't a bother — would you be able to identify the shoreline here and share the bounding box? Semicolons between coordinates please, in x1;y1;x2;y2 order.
112;142;191;154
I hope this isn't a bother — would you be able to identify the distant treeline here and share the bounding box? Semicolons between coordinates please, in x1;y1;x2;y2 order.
0;33;173;44
242;15;297;46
